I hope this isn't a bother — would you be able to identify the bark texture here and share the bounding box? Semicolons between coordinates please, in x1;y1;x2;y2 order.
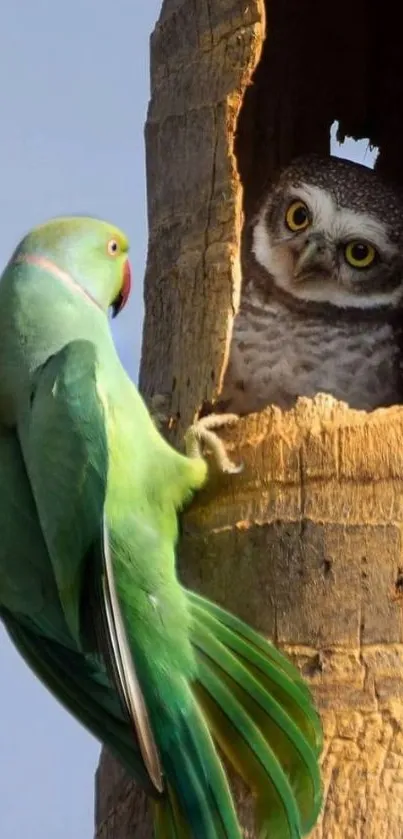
95;1;403;837
180;397;403;839
139;0;265;436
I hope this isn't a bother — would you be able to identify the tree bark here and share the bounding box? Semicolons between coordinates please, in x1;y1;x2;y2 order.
95;2;403;837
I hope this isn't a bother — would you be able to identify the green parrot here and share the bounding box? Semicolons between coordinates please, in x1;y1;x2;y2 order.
0;216;323;839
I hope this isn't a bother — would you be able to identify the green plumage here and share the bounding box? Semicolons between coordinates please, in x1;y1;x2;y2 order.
0;217;323;839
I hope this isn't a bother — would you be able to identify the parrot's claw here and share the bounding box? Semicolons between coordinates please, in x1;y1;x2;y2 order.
184;413;243;474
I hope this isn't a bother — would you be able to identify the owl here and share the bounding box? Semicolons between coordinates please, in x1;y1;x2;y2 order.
218;154;403;414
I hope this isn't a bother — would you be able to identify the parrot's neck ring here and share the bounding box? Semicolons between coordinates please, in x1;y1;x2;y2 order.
13;254;103;313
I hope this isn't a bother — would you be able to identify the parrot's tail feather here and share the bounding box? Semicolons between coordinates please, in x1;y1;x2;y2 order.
153;797;174;839
188;592;323;756
84;526;163;794
194;661;301;839
188;593;323;839
153;789;188;839
153;693;242;839
187;592;313;698
100;520;163;792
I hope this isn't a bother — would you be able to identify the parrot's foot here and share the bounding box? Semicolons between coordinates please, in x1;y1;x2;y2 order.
184;413;242;474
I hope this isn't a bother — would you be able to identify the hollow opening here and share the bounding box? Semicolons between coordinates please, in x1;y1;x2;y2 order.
218;1;403;416
235;0;403;214
330;122;378;170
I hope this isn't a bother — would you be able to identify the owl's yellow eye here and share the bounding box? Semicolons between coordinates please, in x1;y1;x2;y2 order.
285;200;310;232
344;241;377;269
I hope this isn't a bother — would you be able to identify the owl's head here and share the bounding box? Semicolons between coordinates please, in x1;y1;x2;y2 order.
252;154;403;309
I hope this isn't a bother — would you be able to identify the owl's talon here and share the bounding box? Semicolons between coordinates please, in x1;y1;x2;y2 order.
184;413;243;474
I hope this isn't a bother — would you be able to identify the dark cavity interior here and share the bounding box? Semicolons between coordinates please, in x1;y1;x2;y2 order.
235;0;403;220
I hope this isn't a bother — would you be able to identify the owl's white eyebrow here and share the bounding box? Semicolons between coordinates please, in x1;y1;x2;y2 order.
287;185;334;229
294;184;397;255
332;210;397;254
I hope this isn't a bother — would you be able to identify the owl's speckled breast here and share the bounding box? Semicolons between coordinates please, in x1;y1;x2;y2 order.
220;293;401;414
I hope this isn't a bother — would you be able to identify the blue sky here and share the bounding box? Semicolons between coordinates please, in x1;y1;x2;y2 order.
0;4;160;837
0;4;378;838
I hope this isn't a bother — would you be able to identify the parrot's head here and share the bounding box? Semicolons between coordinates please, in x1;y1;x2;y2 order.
11;216;131;318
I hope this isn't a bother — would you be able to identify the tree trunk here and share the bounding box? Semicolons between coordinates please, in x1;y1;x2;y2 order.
94;2;403;837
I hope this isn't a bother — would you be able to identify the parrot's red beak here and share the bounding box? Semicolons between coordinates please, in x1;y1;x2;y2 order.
112;259;131;318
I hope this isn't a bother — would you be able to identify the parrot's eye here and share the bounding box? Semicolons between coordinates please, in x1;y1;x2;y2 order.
107;239;120;257
285;200;311;233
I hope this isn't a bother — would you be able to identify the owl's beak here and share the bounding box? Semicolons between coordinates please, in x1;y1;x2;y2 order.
293;233;330;282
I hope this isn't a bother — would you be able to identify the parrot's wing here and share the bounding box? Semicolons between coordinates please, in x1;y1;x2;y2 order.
0;426;49;618
19;340;108;643
86;518;164;793
1;607;157;794
0;423;155;792
19;339;163;794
